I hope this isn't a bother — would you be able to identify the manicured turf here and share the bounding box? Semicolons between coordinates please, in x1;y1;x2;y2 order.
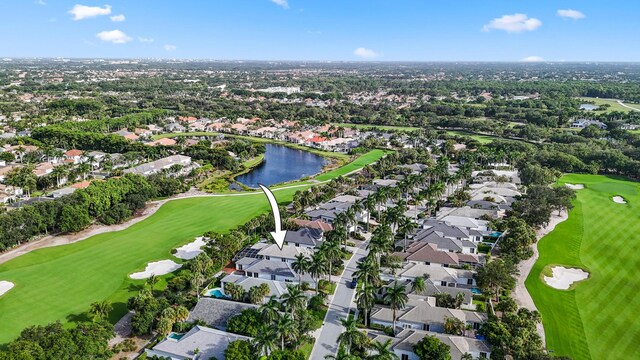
525;174;640;360
444;130;495;144
0;151;385;344
314;149;387;181
333;123;422;132
578;97;640;113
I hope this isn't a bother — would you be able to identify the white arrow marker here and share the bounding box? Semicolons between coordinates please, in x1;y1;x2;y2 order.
258;184;287;250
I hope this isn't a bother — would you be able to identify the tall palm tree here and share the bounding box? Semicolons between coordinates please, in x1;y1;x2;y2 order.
384;281;408;335
309;251;328;293
319;240;342;282
411;277;426;294
89;300;112;322
281;285;307;320
337;317;362;355
397;216;416;252
356;283;376;327
368;339;399;360
354;257;381;288
292;254;310;284
252;326;277;356
259;296;281;324
325;348;360;360
274;314;297;351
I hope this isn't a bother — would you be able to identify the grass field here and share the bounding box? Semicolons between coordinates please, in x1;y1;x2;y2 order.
525;174;640;360
334;123;422;132
315;149;387;181
578;97;640;113
0;150;385;344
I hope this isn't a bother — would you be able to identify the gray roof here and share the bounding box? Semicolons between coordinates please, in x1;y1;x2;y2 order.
242;258;296;278
418;222;470;240
371;329;491;360
149;325;251;360
284;227;323;247
123;155;191;176
187;298;257;329
404;232;476;253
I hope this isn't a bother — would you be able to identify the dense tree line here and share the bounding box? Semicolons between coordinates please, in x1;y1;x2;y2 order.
0;174;185;252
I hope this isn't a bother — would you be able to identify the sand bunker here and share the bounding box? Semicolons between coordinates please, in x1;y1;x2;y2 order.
565;183;584;190
174;237;206;260
0;281;14;297
613;196;627;204
544;266;589;290
130;260;182;279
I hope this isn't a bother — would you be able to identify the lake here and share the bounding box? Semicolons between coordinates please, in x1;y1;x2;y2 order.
236;144;327;188
580;104;599;111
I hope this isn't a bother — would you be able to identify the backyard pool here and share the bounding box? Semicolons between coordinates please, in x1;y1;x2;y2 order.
471;288;482;295
204;288;226;298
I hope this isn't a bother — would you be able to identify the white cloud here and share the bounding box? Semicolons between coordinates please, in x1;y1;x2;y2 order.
110;14;125;22
138;37;154;43
482;13;542;33
354;47;380;59
557;9;586;20
69;4;112;20
521;56;545;63
96;30;132;44
271;0;289;9
164;44;177;52
35;0;46;5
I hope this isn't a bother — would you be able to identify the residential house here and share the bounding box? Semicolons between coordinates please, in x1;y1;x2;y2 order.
283;227;324;248
146;326;251;360
370;297;487;334
369;329;491;360
187;298;257;330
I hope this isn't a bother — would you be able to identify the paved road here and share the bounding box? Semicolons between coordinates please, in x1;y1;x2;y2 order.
616;100;640;112
310;242;369;360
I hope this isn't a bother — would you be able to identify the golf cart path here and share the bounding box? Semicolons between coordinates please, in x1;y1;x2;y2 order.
616;100;640;112
0;167;366;266
512;210;568;347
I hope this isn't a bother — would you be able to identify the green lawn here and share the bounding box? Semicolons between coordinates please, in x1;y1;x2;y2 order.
444;130;495;144
525;174;640;360
578;97;640;113
333;123;422;132
314;149;387;181
0;151;385;344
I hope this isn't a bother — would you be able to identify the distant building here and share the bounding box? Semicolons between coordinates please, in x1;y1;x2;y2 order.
123;155;194;177
570;119;607;129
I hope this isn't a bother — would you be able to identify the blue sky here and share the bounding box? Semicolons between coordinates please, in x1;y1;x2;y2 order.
0;0;637;61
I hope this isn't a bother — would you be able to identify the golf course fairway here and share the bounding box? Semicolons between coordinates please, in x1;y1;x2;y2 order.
526;174;640;360
0;150;386;344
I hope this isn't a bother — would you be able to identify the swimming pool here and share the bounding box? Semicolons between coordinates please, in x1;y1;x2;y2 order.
487;231;502;237
168;333;184;340
471;288;482;295
204;288;226;298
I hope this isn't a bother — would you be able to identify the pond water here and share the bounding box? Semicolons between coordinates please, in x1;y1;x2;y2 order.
236;144;327;188
580;104;599;111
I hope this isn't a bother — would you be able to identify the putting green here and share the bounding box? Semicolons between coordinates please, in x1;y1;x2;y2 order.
526;174;640;360
0;150;386;344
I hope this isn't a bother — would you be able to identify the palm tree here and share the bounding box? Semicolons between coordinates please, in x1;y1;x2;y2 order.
354;257;381;288
337;317;362;355
397;216;416;252
146;274;159;289
274;314;297;351
281;285;307;320
384;281;408;335
259;296;281;324
319;240;342;282
292;254;310;284
356;283;376;327
89;300;112;322
411;277;426;294
309;251;328;293
253;326;277;356
368;339;399;360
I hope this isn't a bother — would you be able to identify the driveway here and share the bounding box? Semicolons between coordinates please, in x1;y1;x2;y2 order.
310;240;369;359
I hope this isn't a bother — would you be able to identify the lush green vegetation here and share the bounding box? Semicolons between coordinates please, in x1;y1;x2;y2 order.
526;174;640;360
0;150;384;344
578;97;640;113
315;149;388;181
